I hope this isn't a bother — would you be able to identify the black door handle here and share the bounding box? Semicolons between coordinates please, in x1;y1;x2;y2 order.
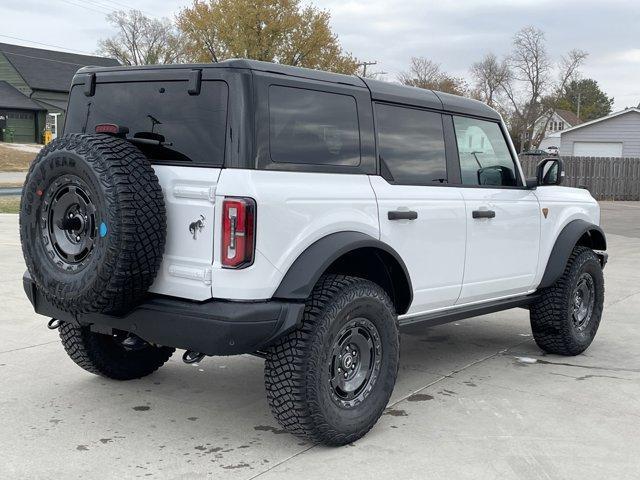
472;210;496;219
388;210;418;220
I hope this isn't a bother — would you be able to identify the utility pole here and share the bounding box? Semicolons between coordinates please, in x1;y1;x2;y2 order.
357;61;377;77
576;91;582;121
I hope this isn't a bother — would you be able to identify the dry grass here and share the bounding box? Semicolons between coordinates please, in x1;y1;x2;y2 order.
0;196;20;214
0;143;38;172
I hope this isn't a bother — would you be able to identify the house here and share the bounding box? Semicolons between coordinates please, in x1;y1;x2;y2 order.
559;107;640;157
0;43;118;143
536;109;581;151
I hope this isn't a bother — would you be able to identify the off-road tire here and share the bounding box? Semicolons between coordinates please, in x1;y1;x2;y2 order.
530;246;604;355
20;134;166;315
59;322;174;380
264;275;400;446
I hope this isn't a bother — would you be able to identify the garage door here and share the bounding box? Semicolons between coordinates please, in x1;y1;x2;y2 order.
7;111;36;143
573;142;623;157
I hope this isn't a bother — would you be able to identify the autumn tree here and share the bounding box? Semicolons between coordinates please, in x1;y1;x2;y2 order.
557;79;614;122
98;10;186;65
398;57;467;96
176;0;358;74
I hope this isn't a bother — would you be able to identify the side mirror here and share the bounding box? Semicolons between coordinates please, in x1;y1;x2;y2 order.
525;177;538;189
477;165;516;186
536;157;565;186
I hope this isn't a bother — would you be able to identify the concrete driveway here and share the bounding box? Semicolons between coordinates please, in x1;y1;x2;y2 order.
1;203;639;479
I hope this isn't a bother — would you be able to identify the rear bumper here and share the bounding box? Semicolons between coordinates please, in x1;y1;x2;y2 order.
23;273;304;356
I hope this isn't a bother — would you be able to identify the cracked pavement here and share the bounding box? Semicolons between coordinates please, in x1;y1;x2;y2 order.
1;202;639;479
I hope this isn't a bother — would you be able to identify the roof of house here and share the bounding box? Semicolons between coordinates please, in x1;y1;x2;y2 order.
0;81;44;110
560;107;640;135
0;43;119;92
77;58;502;120
555;109;581;126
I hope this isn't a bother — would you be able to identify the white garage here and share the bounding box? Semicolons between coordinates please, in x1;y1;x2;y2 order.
572;141;623;157
559;108;640;157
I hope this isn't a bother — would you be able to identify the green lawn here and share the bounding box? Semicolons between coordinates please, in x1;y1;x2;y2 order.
0;196;20;213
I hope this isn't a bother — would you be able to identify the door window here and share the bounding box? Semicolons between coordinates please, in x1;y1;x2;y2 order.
375;103;446;185
453;116;519;187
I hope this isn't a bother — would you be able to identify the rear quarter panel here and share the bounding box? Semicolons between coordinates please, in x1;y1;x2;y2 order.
212;170;379;300
532;186;600;287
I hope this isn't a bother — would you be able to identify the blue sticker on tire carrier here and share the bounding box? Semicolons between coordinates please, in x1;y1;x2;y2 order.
99;222;108;237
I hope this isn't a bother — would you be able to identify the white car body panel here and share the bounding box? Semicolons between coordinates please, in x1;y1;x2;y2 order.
149;165;220;301
531;185;600;287
457;188;541;304
212;169;379;300
369;176;466;313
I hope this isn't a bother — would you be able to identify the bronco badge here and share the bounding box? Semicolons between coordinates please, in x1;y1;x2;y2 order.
189;215;205;239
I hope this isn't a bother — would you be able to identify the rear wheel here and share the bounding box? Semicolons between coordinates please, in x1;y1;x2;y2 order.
264;275;399;446
530;246;604;356
59;322;174;380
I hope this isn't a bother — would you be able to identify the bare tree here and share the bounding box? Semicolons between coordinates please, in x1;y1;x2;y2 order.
99;10;186;65
526;49;587;148
493;26;587;151
398;57;467;96
470;53;509;109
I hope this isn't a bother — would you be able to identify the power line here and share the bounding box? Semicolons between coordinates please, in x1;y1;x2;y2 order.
0;34;93;56
58;0;111;15
90;0;157;17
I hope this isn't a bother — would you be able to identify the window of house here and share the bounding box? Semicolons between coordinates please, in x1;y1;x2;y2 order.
269;85;361;166
374;103;447;185
453;116;519;187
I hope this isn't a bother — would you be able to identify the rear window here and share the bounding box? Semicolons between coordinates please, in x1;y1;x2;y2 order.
268;85;361;166
65;80;228;166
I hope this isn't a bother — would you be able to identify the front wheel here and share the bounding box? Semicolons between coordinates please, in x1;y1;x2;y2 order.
264;275;399;446
530;246;605;356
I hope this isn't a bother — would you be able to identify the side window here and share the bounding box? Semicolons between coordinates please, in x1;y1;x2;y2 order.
375;103;447;185
269;85;360;166
453;116;519;187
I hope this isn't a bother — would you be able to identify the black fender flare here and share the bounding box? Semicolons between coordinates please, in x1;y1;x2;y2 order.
539;219;607;289
273;231;413;312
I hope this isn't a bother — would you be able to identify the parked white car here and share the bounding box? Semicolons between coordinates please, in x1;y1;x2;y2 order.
546;145;559;155
20;60;607;446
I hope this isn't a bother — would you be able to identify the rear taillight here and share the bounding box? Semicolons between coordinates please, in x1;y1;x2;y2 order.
221;197;256;269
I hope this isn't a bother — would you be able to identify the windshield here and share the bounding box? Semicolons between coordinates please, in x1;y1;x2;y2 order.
65;80;228;166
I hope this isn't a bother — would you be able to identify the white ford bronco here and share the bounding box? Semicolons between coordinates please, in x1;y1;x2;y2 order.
20;60;607;446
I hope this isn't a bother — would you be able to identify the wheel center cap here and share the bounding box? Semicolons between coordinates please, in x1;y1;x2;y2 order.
343;354;353;369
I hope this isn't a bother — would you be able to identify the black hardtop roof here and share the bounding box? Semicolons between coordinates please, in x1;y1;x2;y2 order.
78;59;500;120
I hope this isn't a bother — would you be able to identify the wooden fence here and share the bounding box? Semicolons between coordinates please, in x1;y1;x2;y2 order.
519;155;640;201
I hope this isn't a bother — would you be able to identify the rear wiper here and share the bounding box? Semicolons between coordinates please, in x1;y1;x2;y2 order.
131;131;173;147
130;137;174;147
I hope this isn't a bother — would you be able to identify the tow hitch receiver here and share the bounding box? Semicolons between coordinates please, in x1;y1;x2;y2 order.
183;350;206;364
47;318;62;330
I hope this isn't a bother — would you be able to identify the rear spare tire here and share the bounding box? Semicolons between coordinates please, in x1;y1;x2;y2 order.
20;134;166;314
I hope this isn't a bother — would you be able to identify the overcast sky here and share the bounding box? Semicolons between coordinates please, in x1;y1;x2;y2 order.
1;0;638;110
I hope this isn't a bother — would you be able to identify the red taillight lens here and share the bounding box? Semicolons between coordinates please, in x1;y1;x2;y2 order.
95;123;120;134
95;124;129;136
221;197;256;268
